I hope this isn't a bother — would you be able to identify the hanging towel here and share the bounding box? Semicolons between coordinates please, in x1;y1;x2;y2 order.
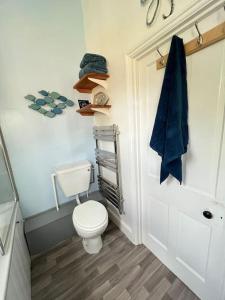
150;35;189;184
80;53;107;69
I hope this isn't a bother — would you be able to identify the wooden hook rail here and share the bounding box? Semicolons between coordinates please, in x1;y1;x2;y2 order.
156;21;225;70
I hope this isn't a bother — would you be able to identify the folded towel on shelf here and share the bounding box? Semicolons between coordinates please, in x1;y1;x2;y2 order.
150;35;189;184
80;53;107;68
79;62;108;79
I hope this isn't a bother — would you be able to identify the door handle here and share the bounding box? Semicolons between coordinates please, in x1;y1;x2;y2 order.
203;210;213;219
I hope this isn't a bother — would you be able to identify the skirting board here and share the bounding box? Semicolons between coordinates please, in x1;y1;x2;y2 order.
107;203;135;245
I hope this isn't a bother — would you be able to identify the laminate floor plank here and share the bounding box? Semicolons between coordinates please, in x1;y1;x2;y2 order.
147;278;171;300
32;222;199;300
103;265;141;300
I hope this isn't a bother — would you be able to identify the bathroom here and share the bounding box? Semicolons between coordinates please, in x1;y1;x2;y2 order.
1;0;225;299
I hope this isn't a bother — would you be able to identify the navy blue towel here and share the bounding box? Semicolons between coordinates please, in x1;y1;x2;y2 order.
150;35;189;184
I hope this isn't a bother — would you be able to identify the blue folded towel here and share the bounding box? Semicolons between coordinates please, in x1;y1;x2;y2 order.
150;35;189;184
79;62;108;79
80;53;107;69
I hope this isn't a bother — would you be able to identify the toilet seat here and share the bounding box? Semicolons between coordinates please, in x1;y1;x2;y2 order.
73;200;108;231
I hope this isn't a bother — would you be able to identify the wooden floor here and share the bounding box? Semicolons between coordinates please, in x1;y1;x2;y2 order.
31;222;199;300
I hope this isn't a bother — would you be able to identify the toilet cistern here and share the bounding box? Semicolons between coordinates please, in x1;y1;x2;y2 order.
51;160;92;210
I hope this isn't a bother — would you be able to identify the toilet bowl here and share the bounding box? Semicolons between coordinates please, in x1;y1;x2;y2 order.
72;200;108;254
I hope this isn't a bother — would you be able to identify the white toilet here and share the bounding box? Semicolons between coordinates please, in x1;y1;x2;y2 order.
56;160;108;254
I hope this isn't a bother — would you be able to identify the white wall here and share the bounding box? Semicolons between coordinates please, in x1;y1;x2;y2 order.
0;0;96;218
81;0;225;242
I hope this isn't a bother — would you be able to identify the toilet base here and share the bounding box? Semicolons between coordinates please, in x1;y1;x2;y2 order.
82;236;103;254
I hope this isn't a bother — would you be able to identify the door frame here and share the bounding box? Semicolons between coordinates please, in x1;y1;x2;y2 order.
125;0;225;245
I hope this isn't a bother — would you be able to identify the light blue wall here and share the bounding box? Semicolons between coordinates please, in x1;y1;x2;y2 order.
0;0;96;217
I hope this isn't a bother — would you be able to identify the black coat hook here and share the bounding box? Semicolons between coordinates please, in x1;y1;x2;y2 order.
195;23;203;45
157;48;165;65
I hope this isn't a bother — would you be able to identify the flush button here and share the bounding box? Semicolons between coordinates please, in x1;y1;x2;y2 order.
203;211;213;219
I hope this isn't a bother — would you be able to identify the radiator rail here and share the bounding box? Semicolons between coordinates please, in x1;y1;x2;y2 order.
94;125;124;214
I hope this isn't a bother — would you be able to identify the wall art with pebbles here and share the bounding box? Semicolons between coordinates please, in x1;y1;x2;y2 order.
24;90;74;118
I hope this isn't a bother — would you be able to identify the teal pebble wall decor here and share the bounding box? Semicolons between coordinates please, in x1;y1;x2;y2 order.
25;90;75;118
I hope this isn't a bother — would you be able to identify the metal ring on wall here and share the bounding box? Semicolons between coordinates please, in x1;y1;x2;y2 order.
146;0;160;26
163;0;174;19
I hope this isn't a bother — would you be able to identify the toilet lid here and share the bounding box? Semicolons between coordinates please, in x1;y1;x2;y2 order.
73;200;108;229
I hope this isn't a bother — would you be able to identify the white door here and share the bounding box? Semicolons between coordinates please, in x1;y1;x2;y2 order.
137;37;225;300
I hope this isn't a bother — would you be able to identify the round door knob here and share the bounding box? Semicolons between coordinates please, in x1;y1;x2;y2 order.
203;211;213;219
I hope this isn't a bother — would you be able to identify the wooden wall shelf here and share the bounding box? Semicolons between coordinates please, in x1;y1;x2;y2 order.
76;104;111;116
73;73;109;93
